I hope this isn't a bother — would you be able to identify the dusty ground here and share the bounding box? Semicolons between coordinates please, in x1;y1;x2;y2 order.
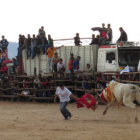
0;102;140;140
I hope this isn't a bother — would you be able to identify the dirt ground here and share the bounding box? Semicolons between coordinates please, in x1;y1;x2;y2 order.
0;102;140;140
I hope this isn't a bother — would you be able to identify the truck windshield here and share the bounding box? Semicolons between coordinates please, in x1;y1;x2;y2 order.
118;48;140;66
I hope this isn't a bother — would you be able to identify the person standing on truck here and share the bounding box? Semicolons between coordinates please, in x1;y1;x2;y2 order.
89;34;97;45
117;27;128;42
73;56;81;72
74;33;82;46
0;36;9;52
26;34;31;59
68;53;74;79
98;23;107;45
47;46;62;72
52;52;60;72
107;24;112;42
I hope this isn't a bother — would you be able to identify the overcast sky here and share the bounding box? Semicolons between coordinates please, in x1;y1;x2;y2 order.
0;0;140;42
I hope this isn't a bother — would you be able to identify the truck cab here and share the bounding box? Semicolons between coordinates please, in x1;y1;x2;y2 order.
97;42;140;72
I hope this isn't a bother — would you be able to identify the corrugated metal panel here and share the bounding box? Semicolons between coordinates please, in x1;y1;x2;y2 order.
23;45;98;75
30;58;34;75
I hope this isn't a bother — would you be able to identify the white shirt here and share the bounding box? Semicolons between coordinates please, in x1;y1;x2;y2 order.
57;62;65;71
55;87;72;102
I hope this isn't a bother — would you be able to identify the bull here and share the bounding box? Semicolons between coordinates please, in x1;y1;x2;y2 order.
100;80;140;123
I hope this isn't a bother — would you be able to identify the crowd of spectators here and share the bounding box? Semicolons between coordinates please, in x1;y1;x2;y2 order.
0;24;128;79
17;26;54;61
75;23;127;46
0;35;9;79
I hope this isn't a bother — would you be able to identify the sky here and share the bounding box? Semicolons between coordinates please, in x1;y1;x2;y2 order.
0;0;140;43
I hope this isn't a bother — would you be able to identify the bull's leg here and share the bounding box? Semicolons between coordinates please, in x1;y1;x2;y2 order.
123;97;138;123
103;102;114;115
135;106;138;123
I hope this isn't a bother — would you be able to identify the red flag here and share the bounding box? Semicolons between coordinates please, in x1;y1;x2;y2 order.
76;93;97;110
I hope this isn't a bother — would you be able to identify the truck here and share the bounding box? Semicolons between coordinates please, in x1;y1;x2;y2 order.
22;42;140;75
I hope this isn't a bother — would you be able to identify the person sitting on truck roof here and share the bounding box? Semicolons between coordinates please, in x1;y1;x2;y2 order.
89;34;97;45
0;36;9;52
117;27;128;42
74;33;82;46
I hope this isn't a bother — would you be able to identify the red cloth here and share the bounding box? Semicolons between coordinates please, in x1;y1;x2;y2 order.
42;80;48;85
76;93;97;110
100;31;107;40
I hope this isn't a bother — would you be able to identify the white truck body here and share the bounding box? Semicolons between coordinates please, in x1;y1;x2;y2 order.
22;44;140;75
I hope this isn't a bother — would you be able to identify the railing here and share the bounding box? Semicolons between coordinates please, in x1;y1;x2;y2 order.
54;37;91;46
53;37;140;47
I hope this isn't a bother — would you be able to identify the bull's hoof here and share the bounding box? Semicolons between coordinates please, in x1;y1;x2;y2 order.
135;117;138;123
103;110;107;115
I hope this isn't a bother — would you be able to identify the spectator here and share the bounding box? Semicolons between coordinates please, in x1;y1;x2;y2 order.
40;26;46;37
95;35;100;44
48;34;54;48
74;33;82;46
38;28;42;37
117;27;128;42
40;34;48;54
107;24;112;42
0;63;8;76
26;34;31;59
33;77;40;88
98;23;107;45
38;26;46;37
12;57;18;73
82;77;89;90
17;35;26;74
57;58;65;76
85;64;92;72
84;64;92;79
89;34;97;45
68;53;74;79
36;35;42;55
47;46;61;72
52;52;60;72
73;56;81;72
31;34;37;58
0;49;2;63
0;36;9;52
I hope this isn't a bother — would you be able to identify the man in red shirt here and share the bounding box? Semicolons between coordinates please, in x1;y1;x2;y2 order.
0;63;8;75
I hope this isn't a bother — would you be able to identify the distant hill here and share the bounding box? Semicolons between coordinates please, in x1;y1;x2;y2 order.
8;42;18;59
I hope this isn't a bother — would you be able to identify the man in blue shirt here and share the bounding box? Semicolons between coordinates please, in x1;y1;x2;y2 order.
73;56;81;71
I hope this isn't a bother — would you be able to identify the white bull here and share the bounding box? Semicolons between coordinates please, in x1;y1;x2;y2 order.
101;81;140;122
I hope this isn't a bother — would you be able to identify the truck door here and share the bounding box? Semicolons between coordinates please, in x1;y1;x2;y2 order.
97;51;106;72
104;51;118;71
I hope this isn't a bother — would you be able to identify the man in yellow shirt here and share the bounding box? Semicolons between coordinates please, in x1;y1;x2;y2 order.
47;46;61;72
